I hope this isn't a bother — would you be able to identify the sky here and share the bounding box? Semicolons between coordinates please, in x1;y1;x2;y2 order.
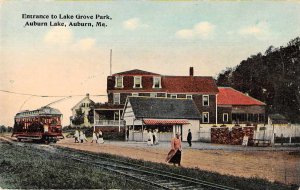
0;0;299;126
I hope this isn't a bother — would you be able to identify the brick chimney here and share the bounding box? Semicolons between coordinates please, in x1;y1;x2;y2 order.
189;67;194;76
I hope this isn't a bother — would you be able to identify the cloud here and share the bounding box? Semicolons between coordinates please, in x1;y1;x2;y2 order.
73;38;96;51
44;27;73;46
238;21;271;39
176;22;216;40
43;27;96;50
123;18;148;30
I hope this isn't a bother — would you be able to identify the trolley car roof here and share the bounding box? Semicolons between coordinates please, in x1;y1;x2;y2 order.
15;106;62;118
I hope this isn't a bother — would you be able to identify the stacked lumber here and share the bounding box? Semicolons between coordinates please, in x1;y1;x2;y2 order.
211;127;230;144
230;126;244;145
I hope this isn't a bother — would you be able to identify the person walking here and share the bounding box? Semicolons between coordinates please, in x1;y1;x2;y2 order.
91;131;98;143
74;129;79;143
153;129;158;145
187;129;192;147
166;132;182;166
126;127;130;141
97;130;104;144
147;130;153;146
79;131;88;143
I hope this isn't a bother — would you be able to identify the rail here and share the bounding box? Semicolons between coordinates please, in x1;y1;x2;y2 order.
94;120;125;126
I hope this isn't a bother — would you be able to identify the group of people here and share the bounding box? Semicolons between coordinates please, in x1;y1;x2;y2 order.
147;129;158;146
74;129;104;144
74;130;87;143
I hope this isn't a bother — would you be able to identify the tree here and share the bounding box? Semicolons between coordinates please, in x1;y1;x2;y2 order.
216;37;300;123
71;109;84;126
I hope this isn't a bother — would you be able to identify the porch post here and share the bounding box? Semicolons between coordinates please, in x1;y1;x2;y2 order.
216;94;218;125
118;109;121;132
133;119;135;141
142;118;144;142
93;109;95;132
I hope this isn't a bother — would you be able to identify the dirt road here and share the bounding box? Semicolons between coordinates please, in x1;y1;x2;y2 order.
56;138;299;185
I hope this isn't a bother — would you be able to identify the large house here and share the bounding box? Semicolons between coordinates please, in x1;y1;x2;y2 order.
217;87;266;125
71;93;95;127
106;68;218;119
93;68;267;141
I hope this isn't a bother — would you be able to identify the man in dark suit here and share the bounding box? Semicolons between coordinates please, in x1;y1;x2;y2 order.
187;129;192;147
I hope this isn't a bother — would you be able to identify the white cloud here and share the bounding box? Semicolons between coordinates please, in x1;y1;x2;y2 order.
73;38;96;51
44;27;73;46
238;21;271;39
176;21;216;40
123;18;148;30
43;27;96;50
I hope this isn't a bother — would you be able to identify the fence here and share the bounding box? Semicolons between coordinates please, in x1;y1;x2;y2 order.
254;124;300;144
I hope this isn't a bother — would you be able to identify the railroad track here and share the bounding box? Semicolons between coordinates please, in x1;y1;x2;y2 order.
55;146;239;190
0;136;239;190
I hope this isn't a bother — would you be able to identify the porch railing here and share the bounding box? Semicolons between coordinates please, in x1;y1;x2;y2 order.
94;120;125;126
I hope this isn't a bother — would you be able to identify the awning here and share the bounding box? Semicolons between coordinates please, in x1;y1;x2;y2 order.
143;119;190;125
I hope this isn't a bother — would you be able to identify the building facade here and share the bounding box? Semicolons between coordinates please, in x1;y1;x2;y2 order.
217;87;266;125
71;93;95;127
106;68;219;125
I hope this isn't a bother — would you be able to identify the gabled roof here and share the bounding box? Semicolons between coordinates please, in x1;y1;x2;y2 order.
217;87;266;106
112;69;160;76
127;97;201;119
163;76;219;94
71;95;95;110
268;114;289;124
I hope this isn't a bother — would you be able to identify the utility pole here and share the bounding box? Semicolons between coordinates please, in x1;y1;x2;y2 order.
110;49;112;76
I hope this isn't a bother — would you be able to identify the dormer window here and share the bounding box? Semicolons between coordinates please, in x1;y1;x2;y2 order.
153;77;162;88
115;76;123;88
133;76;142;88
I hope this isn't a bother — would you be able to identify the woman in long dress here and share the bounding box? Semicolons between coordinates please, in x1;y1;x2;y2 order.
166;132;182;166
91;131;98;143
74;129;79;143
97;130;104;144
147;130;153;146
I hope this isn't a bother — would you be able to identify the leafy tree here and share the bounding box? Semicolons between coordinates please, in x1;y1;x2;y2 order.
71;109;84;126
216;37;300;123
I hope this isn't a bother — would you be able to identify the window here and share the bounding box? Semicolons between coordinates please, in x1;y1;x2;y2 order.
223;113;228;122
153;77;161;88
150;93;157;98
186;95;192;99
113;93;120;104
203;95;209;106
170;94;177;99
134;76;142;88
115;76;123;88
202;112;209;123
132;93;138;97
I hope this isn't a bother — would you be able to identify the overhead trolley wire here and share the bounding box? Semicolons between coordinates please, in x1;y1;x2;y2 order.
0;89;107;97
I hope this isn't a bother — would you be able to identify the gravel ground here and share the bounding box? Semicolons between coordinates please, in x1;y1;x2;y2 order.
56;138;300;185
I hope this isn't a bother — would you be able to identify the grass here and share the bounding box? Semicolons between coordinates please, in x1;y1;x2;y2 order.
68;148;296;190
0;140;297;190
0;141;147;189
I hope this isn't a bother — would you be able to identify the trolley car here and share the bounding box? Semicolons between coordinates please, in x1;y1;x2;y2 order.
12;106;64;143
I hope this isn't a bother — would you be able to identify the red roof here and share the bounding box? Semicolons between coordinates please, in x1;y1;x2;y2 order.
217;87;265;106
163;76;219;94
113;69;160;76
109;69;219;94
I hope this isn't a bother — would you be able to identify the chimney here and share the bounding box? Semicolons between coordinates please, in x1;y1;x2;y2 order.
86;93;90;98
189;67;194;76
